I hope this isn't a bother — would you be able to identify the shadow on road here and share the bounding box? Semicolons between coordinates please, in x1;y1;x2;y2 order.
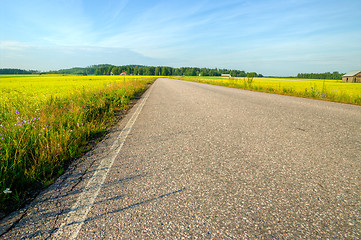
47;188;186;235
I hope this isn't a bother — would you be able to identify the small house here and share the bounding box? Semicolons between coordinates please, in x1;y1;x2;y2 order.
120;71;127;75
221;74;231;78
342;70;361;83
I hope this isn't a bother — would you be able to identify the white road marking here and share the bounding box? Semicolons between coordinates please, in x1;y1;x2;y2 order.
52;83;154;239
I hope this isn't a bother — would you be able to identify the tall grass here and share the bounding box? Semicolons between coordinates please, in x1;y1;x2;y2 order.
0;76;155;214
173;76;361;105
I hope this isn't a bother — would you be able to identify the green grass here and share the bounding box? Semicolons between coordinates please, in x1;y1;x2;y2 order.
173;76;361;105
0;75;156;215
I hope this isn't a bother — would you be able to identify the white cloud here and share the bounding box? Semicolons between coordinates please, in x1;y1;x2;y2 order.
0;41;32;50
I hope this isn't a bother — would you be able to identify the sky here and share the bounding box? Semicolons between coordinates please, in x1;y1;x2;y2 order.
0;0;360;76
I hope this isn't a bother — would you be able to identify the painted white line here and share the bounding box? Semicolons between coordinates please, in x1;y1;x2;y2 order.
52;83;154;239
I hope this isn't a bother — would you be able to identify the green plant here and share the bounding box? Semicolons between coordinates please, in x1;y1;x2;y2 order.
0;75;156;215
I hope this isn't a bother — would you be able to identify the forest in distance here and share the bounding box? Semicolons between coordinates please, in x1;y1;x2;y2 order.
0;64;345;80
0;65;262;78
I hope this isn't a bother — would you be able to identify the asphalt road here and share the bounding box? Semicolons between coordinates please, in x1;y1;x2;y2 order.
1;78;360;239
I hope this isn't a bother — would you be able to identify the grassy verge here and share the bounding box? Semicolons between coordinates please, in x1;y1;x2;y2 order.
172;76;361;105
0;75;156;216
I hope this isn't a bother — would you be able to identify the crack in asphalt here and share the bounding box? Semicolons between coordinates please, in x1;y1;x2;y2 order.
0;149;100;238
44;154;102;239
0;208;29;238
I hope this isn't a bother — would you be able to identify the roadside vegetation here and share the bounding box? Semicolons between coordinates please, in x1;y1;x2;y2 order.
173;76;361;105
0;75;156;215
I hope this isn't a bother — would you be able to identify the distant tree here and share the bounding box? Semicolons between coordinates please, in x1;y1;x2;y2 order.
155;67;160;76
137;67;143;75
95;67;107;75
106;67;112;75
111;67;119;75
125;66;130;75
200;68;209;76
161;66;169;76
150;66;156;75
167;68;172;75
208;69;215;76
173;68;181;76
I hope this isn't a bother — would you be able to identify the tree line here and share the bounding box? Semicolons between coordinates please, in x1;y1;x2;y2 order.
1;66;344;79
94;65;263;77
0;68;40;74
0;65;261;77
297;72;344;80
46;64;114;75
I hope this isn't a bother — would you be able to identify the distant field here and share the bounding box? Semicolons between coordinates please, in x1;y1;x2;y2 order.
174;76;361;105
0;74;156;214
1;75;149;105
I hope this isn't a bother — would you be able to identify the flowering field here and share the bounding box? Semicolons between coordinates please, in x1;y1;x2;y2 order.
175;76;361;105
0;75;155;214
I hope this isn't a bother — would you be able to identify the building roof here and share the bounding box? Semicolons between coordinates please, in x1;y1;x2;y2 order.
343;70;361;77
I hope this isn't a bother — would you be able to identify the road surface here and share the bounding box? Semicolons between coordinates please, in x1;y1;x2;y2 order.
1;78;360;239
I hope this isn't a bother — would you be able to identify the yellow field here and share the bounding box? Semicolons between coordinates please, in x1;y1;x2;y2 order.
176;76;361;105
252;77;360;96
0;75;151;105
0;74;156;213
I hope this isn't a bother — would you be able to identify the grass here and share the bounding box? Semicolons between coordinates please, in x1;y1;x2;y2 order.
0;75;156;215
172;76;361;105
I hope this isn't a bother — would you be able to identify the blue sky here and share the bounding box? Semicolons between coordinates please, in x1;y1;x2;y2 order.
1;0;360;76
